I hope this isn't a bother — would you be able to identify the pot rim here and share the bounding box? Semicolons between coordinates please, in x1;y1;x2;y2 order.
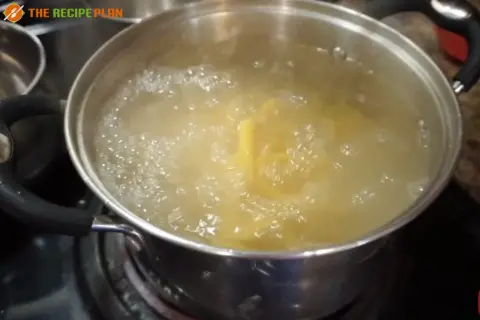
64;0;463;259
0;21;46;95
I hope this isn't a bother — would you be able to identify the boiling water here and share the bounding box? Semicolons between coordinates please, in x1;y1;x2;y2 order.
94;49;431;251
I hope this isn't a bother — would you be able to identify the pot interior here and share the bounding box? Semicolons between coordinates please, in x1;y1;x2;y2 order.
68;0;461;254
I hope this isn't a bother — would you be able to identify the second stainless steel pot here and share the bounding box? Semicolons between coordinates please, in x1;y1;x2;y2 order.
0;21;66;186
0;0;479;319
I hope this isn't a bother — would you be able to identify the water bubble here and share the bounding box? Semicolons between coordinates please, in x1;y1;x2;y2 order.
408;178;428;199
356;94;366;104
332;46;347;61
252;60;265;69
417;119;430;148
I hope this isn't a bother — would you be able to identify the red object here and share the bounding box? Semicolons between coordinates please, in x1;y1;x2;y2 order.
435;26;468;62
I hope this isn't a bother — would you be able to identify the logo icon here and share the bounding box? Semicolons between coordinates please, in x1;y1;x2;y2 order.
3;2;25;23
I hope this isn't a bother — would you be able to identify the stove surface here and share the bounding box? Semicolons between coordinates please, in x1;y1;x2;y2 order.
1;4;480;320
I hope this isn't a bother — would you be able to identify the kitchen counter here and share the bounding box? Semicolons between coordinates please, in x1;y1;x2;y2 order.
340;0;480;203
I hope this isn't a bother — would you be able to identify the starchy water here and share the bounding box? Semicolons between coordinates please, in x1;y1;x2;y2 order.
93;47;431;251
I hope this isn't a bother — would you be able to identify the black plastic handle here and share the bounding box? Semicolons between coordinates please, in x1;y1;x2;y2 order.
365;0;480;92
15;106;64;187
0;95;93;236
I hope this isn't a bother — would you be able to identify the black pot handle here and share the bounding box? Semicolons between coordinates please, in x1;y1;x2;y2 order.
16;107;64;187
0;95;93;236
365;0;480;93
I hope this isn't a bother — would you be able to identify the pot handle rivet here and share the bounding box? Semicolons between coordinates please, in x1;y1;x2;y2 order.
452;80;466;94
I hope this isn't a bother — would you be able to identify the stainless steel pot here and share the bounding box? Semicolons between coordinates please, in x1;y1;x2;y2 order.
0;0;479;319
0;21;45;98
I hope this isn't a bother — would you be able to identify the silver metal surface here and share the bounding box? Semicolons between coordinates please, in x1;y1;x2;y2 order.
0;21;45;97
0;133;12;163
25;20;88;37
61;0;464;318
430;0;472;20
452;80;465;94
47;18;133;98
91;215;145;251
85;0;203;23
